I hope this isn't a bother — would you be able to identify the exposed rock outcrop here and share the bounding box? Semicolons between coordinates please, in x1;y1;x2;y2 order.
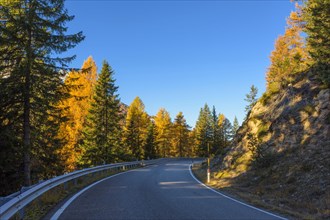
215;71;330;218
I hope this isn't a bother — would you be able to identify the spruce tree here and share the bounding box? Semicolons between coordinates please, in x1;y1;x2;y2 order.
303;0;330;85
244;85;258;114
194;104;212;157
144;121;157;159
232;116;240;137
0;0;84;186
210;106;221;155
80;61;121;166
218;114;233;151
172;112;191;157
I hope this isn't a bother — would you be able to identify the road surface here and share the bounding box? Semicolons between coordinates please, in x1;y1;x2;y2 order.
53;159;285;220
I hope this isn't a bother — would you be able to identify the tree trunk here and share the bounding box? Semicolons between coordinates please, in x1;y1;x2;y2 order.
23;2;33;186
23;63;31;186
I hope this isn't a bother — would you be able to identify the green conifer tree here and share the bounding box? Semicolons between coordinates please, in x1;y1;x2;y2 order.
144;121;157;159
232;116;240;137
195;104;212;157
0;0;84;186
80;61;122;166
244;85;258;114
303;0;330;85
210;106;221;155
172;112;191;157
218;114;233;151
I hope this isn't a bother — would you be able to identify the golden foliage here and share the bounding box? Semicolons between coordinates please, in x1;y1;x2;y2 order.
57;56;97;171
123;97;150;159
154;108;172;157
266;5;309;91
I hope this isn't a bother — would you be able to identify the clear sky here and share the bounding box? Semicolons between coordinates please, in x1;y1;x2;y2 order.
64;0;296;127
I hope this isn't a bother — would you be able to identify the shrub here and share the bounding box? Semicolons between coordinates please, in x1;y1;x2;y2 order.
257;122;271;139
268;81;281;95
260;93;271;106
302;104;315;115
247;133;274;168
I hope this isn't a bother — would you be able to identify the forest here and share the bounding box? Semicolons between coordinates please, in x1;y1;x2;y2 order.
0;0;329;198
0;0;238;195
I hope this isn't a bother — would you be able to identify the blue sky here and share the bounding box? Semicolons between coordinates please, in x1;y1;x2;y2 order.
64;0;295;127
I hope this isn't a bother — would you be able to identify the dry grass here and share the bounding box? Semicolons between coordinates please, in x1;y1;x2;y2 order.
192;162;330;220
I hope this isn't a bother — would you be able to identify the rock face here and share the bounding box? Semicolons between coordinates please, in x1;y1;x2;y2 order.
217;71;330;218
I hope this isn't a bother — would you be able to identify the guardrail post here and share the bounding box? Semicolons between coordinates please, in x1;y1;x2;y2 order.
63;182;68;191
18;207;25;219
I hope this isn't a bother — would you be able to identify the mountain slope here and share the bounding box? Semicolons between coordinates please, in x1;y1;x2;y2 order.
213;71;330;218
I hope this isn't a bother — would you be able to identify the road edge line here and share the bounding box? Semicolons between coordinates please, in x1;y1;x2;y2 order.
50;169;135;220
189;164;287;220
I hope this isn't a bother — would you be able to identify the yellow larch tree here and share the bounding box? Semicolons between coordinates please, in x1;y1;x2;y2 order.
123;97;150;160
266;4;309;93
154;108;173;157
57;56;97;171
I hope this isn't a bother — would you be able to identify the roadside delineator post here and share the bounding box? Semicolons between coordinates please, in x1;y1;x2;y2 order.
207;160;210;183
207;143;210;183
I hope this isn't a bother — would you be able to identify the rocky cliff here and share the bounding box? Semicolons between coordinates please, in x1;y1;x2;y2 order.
214;71;330;218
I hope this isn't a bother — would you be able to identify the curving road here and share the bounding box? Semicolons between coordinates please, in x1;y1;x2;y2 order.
53;159;285;220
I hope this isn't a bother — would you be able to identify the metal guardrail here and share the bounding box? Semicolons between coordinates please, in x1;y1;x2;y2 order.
0;159;162;219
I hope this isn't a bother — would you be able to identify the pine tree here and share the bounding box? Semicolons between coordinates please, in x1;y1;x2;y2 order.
194;104;212;157
172;112;191;157
302;0;330;86
144;120;157;159
218;114;233;151
210;106;221;155
80;61;121;166
0;0;84;186
244;85;258;114
232;116;240;137
57;56;97;171
154;108;172;157
123;97;149;160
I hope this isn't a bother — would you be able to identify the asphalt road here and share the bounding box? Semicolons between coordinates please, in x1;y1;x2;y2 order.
54;159;285;220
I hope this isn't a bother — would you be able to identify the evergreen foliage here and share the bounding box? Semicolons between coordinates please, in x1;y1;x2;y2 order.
210;106;222;155
218;114;233;151
172;112;191;157
232;116;240;137
144;121;157;159
0;0;84;187
244;85;258;113
80;61;122;166
303;0;330;86
195;104;212;157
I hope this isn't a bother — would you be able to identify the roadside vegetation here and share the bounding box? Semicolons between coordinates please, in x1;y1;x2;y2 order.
0;0;236;196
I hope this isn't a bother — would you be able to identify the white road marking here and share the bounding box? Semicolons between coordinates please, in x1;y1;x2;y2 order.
51;164;160;219
188;164;287;220
50;169;136;220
